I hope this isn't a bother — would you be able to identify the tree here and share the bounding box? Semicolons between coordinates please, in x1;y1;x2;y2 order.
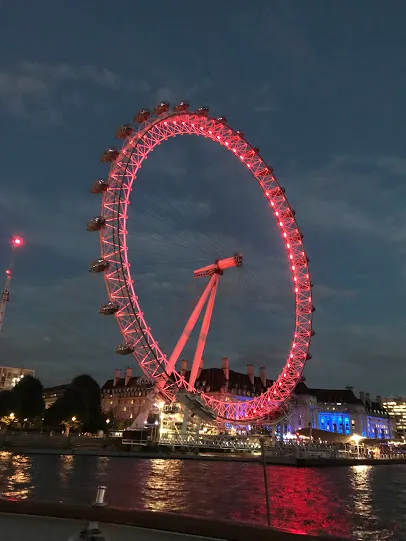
12;376;45;421
44;374;105;433
0;390;16;418
44;391;75;428
70;375;106;432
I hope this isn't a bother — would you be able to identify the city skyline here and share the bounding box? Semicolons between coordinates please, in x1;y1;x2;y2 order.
0;2;406;394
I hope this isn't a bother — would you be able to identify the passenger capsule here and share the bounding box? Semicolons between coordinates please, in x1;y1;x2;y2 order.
196;106;209;116
236;130;244;137
86;216;106;232
115;124;133;139
89;259;109;273
252;147;260;153
100;148;119;163
306;352;312;360
99;302;119;315
216;116;227;123
154;101;170;115
173;101;189;113
90;179;109;194
133;109;151;123
116;343;135;355
311;329;316;336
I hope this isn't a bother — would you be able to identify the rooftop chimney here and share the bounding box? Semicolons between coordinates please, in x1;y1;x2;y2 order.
365;392;371;404
221;357;229;380
247;364;254;385
113;368;121;387
376;395;382;407
345;386;354;392
180;359;188;377
360;391;365;403
125;367;132;386
259;365;266;387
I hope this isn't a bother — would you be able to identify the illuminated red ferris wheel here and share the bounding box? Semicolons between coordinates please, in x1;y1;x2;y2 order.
88;101;314;422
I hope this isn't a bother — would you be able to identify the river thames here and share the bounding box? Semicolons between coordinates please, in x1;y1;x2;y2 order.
0;452;404;540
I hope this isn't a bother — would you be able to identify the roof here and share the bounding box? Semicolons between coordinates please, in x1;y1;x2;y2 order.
294;381;310;394
42;384;68;395
99;368;385;414
365;400;389;416
101;376;153;392
192;367;272;394
307;387;364;405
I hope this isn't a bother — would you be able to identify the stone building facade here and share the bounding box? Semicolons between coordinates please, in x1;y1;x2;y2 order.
101;359;393;439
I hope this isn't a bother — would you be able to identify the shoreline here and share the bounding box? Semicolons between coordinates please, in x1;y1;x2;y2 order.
2;446;406;467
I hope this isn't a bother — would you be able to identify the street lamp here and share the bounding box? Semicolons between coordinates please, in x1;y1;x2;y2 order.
72;416;76;422
351;434;364;458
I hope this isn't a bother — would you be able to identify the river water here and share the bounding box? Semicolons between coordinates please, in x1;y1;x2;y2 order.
0;452;404;540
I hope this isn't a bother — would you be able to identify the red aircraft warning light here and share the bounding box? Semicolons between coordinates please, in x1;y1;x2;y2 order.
12;236;24;248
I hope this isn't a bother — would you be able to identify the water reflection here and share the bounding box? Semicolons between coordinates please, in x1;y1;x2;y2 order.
268;466;351;537
141;459;189;513
1;454;33;500
0;453;404;539
59;455;74;486
350;465;400;540
95;456;110;480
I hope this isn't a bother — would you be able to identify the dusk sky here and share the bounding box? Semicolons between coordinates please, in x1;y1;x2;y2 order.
1;1;405;396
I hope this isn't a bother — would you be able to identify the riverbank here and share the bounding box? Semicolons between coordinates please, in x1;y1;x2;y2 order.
3;444;406;467
2;433;406;467
0;498;348;540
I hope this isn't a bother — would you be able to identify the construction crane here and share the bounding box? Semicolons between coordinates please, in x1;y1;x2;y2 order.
0;236;23;333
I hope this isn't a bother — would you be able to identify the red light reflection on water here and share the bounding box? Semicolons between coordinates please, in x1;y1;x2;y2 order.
4;454;401;538
263;466;351;537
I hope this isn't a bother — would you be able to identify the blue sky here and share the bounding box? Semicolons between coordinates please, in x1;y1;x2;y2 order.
0;1;405;396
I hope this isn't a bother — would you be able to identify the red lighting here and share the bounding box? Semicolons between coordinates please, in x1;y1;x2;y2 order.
12;236;23;247
97;108;313;422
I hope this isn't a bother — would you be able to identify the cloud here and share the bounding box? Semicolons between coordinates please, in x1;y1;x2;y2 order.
2;134;405;392
285;154;406;244
0;61;142;119
315;285;358;301
0;172;298;385
20;61;121;88
0;273;120;385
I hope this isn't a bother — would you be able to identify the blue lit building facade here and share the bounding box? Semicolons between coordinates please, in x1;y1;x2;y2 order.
290;385;392;439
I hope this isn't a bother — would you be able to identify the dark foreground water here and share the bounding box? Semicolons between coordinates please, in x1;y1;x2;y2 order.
0;452;404;540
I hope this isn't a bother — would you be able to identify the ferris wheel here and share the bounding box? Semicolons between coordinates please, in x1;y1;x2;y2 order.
88;101;314;423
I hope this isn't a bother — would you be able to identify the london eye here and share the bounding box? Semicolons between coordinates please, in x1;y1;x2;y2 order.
88;101;314;423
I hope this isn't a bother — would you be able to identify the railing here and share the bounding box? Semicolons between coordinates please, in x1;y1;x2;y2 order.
159;433;261;451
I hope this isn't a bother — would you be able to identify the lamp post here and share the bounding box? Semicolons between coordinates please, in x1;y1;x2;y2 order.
351;434;364;459
260;438;271;527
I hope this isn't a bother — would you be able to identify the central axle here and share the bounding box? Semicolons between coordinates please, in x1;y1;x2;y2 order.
194;253;243;278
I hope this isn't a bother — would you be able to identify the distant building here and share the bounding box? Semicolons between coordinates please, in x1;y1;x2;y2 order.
101;367;154;422
382;397;406;440
101;360;393;439
292;386;392;440
0;366;35;391
42;384;68;409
